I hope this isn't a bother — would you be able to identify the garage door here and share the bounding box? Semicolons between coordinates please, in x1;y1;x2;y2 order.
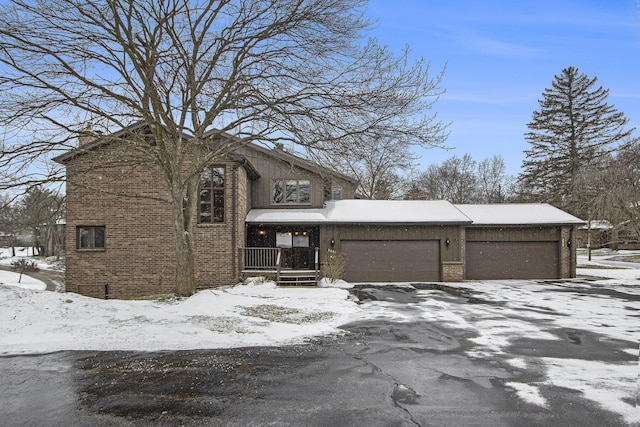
466;241;559;280
341;240;440;282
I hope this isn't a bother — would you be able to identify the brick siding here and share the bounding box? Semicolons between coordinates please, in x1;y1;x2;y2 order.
441;262;464;282
64;143;245;298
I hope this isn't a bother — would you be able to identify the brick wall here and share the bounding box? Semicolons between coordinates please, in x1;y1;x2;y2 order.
441;262;464;282
193;164;248;289
64;143;246;298
559;225;576;278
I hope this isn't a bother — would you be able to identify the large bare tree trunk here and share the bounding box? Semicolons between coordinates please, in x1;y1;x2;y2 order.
171;182;197;297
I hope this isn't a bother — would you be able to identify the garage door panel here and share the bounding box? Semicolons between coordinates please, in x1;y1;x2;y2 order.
341;240;440;282
466;241;558;280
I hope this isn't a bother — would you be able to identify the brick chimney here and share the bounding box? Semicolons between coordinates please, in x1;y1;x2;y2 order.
78;125;100;147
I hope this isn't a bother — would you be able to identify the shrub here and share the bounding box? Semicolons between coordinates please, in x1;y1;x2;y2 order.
321;250;346;283
11;259;39;272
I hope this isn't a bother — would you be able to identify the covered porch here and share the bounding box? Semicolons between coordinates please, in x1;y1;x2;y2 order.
240;225;321;285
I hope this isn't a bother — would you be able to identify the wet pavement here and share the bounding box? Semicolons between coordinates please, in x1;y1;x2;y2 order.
0;285;636;426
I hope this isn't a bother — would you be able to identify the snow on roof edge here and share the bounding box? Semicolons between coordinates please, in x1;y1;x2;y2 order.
454;203;585;226
247;201;584;226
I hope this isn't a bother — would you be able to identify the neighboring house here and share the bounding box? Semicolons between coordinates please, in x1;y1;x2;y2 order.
38;220;66;257
0;230;35;247
577;220;640;250
54;124;584;299
576;220;614;249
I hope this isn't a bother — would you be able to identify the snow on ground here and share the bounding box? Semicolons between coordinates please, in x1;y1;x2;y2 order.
577;248;640;282
543;357;639;423
0;247;64;271
0;247;638;422
0;277;361;354
0;269;47;291
504;382;548;408
0;249;364;355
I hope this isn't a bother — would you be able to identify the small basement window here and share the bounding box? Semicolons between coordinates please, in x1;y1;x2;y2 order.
77;226;105;250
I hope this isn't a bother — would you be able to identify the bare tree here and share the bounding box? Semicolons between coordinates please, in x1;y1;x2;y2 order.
406;153;515;203
0;194;20;255
583;139;640;246
412;154;477;203
477;155;508;203
305;71;449;200
308;133;448;199
0;0;446;296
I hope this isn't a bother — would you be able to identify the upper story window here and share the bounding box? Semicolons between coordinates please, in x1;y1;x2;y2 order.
273;179;311;204
199;166;225;223
332;186;342;201
77;226;105;250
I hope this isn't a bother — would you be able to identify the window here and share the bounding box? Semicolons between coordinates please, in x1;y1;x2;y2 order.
276;231;310;248
272;179;311;204
199;166;225;224
323;182;343;202
77;226;105;250
276;232;293;248
332;186;342;200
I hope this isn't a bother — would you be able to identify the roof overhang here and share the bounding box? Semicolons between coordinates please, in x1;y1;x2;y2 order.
454;204;585;227
247;200;473;225
247;201;585;227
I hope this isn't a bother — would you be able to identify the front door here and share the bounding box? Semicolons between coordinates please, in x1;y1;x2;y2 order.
246;225;319;270
276;231;313;269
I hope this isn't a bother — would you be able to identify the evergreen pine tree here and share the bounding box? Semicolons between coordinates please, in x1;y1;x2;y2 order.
520;66;633;215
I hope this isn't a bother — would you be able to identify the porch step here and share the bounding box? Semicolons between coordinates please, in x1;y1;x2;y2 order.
241;269;318;286
277;271;318;286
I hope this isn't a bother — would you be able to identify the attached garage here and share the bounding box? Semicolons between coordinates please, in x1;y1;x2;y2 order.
466;241;559;280
246;200;584;284
341;240;440;282
456;204;584;280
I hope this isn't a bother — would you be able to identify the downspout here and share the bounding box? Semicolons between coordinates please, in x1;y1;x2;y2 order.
570;225;577;278
231;164;238;279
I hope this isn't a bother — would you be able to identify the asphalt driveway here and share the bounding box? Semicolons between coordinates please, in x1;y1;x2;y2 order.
1;281;637;426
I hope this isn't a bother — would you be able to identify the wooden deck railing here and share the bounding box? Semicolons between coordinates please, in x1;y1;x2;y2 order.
240;247;320;284
239;247;282;283
241;247;281;270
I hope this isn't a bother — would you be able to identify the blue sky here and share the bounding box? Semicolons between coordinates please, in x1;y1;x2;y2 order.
366;0;640;175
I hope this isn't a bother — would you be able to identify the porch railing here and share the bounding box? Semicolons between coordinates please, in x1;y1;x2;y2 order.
240;247;320;284
241;247;281;270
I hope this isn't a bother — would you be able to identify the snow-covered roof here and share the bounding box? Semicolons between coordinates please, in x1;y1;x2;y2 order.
248;201;584;226
578;220;613;230
247;200;472;224
454;203;585;226
246;208;326;224
327;200;471;223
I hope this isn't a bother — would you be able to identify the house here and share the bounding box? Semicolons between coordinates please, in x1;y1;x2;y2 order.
576;220;614;249
54;124;584;299
38;220;66;257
